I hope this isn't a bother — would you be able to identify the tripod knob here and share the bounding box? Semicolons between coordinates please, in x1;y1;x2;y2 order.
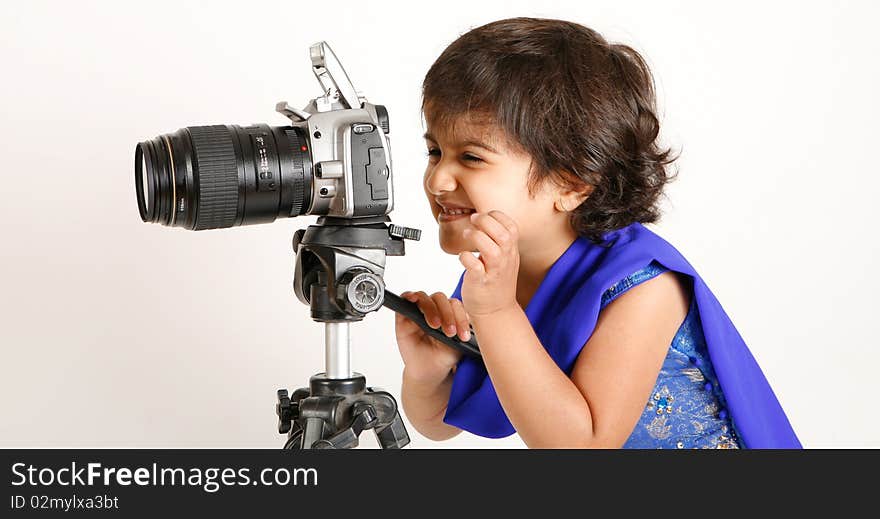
291;229;306;252
388;224;421;241
276;389;296;434
336;270;385;315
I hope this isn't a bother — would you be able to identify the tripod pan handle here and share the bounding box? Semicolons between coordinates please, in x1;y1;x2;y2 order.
382;290;482;359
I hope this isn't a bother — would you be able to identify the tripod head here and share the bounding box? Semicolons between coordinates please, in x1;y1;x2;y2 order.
292;215;411;322
292;215;481;357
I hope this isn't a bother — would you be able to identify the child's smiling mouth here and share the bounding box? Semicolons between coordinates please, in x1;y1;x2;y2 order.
436;200;476;222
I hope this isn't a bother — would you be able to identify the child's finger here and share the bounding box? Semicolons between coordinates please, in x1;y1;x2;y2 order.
450;298;471;341
470;211;514;251
412;291;442;328
430;292;458;337
459;250;486;276
485;210;519;248
401;291;418;302
463;228;500;265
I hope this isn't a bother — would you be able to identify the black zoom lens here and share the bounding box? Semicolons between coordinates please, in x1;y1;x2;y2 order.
135;124;313;230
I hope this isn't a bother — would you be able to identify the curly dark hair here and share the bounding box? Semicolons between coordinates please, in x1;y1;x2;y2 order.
422;17;679;245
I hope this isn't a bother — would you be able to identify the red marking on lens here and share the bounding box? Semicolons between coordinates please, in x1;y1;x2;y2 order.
300;146;308;151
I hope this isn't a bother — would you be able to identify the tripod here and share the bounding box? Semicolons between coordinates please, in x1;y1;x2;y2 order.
275;216;481;449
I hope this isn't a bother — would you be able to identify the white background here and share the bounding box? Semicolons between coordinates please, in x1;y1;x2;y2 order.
1;0;877;448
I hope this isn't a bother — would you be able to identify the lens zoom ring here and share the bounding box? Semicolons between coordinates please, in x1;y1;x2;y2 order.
284;128;306;215
189;125;239;230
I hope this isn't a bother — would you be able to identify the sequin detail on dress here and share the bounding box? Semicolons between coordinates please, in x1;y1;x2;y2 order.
600;260;743;449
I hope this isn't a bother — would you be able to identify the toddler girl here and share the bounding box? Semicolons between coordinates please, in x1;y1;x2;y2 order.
395;17;800;448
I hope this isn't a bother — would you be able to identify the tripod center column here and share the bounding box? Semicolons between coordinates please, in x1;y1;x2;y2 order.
325;322;351;378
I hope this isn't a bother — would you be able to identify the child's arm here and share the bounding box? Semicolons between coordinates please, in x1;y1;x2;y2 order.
471;270;688;448
401;367;462;441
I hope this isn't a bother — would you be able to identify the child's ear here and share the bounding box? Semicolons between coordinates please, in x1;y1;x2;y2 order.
554;185;594;212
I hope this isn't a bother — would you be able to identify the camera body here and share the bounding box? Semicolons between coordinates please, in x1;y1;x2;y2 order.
135;42;394;230
276;44;395;219
297;102;393;218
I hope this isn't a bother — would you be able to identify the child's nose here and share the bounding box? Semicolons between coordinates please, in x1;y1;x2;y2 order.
424;163;458;195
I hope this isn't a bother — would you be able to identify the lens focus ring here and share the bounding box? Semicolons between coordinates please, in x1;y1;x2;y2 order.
284;128;307;216
188;125;239;230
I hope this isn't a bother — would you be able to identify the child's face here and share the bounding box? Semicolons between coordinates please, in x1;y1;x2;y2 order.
422;115;563;255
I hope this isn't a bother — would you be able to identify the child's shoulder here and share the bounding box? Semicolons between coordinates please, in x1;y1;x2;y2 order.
600;259;670;310
591;259;691;356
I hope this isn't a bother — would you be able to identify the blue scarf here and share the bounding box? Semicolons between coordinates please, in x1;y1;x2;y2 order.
443;222;801;448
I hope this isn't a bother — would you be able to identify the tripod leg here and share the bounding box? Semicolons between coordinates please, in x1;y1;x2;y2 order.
308;403;378;449
301;417;327;450
364;387;411;449
284;427;304;450
297;393;344;449
374;412;410;449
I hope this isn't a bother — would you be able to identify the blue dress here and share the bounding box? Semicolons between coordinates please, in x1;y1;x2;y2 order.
602;260;744;449
445;224;800;448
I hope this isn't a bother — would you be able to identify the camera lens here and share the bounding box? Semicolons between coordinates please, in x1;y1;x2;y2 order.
135;124;313;230
135;144;151;221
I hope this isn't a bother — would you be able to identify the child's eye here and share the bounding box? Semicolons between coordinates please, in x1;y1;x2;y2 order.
424;148;483;164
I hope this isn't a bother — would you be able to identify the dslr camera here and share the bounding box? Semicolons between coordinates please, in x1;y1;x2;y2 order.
135;41;394;231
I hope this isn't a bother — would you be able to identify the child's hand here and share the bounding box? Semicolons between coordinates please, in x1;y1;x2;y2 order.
459;210;521;317
395;291;469;383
